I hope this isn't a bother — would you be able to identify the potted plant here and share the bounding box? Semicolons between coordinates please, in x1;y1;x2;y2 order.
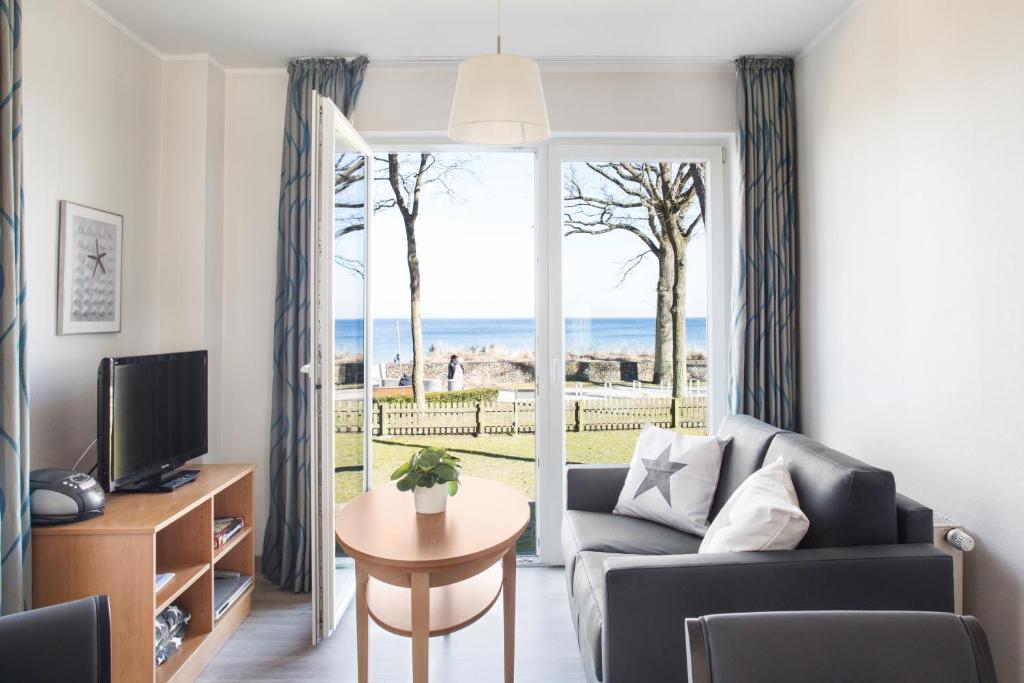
390;446;462;514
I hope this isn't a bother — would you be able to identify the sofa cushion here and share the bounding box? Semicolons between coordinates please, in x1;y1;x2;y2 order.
765;433;897;548
711;415;784;520
562;510;701;602
571;551;625;682
562;511;701;566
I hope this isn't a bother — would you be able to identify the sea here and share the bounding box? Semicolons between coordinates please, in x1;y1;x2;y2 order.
335;318;707;365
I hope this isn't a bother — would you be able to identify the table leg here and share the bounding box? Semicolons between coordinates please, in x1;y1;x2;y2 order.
411;571;430;683
356;562;369;683
503;548;516;682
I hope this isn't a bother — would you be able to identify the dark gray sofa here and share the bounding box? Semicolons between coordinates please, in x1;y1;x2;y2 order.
562;414;954;683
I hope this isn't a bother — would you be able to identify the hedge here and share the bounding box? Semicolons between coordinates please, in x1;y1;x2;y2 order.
373;388;500;405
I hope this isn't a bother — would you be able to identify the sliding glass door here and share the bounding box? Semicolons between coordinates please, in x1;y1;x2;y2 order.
311;138;729;586
534;145;729;564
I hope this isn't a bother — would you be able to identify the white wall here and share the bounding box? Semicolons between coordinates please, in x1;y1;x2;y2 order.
24;0;164;469
220;64;736;551
156;58;227;455
25;3;229;470
797;0;1024;679
356;65;736;134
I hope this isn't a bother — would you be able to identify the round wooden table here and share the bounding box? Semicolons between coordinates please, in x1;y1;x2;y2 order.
336;476;530;683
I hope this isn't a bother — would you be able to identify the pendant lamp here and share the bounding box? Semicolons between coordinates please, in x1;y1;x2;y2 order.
448;0;550;145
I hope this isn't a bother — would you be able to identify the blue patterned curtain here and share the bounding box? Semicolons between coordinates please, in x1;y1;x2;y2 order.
730;57;799;431
263;57;367;593
0;0;27;615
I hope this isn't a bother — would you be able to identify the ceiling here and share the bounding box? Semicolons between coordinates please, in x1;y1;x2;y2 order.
90;0;858;69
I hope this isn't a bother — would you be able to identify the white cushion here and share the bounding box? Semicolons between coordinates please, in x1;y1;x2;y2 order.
699;456;809;554
613;424;727;536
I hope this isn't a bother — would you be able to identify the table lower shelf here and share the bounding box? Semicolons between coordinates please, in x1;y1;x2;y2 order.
366;563;503;637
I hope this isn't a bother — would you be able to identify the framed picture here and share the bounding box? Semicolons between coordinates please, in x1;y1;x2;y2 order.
57;201;123;334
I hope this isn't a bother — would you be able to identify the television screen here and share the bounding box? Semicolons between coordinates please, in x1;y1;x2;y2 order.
98;350;208;491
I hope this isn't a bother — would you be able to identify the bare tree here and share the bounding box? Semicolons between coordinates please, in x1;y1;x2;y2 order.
332;154;394;277
564;162;705;397
377;153;473;407
332;152;472;406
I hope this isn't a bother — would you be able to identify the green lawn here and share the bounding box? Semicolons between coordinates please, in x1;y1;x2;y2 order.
334;427;702;504
335;427;701;555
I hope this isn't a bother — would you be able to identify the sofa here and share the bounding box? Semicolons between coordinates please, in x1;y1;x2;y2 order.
562;414;955;683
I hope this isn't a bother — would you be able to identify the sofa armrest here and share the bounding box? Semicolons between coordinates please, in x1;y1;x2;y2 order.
565;464;629;513
896;492;934;544
601;544;953;683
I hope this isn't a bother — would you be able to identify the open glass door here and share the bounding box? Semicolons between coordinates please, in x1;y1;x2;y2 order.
310;91;373;643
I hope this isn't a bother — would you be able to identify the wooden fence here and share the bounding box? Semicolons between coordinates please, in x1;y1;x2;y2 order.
334;397;707;436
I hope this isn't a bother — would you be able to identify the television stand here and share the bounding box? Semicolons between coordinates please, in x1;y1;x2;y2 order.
33;464;255;683
121;469;200;493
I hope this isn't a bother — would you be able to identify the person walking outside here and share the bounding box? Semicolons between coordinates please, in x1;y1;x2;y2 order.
447;354;466;391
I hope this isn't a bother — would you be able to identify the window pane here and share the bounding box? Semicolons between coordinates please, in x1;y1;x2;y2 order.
334;151;368;560
562;160;709;468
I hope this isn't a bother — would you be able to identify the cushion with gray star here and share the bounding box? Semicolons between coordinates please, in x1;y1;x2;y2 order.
613;424;729;536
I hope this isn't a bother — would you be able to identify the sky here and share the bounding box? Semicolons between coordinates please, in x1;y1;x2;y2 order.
333;152;708;320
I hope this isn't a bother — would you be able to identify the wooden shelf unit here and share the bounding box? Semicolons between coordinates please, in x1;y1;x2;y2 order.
33;464;255;683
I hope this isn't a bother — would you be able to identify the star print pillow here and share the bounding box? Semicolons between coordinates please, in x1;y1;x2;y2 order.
613;424;729;536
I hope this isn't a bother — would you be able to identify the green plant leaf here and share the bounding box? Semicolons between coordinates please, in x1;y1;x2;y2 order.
432;463;458;482
418;449;442;468
396;474;415;492
390;462;411;481
447;480;459;496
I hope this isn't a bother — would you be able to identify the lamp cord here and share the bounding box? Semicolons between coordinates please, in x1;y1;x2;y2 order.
496;0;502;54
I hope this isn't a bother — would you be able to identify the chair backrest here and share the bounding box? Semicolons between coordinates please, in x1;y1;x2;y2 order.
711;414;783;520
765;432;897;548
0;594;111;683
685;611;997;683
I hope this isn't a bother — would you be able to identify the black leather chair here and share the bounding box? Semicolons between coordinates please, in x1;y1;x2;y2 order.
0;595;111;683
685;611;997;683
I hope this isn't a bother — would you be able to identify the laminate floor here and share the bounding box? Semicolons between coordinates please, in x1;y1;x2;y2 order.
198;567;586;682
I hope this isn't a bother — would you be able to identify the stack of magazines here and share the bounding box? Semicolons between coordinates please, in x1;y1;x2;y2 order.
155;604;191;666
213;516;245;549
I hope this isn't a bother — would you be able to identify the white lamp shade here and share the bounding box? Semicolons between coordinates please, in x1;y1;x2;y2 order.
448;54;550;145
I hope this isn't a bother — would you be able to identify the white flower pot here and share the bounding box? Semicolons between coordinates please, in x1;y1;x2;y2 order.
413;484;448;514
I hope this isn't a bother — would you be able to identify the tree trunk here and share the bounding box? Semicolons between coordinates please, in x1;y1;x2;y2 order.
670;235;689;399
654;244;675;385
404;216;425;407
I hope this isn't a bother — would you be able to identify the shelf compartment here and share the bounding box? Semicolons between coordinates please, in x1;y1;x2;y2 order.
155;563;209;615
157;499;213;570
214;581;254;624
155;571;213;683
155;629;206;683
213;525;253;565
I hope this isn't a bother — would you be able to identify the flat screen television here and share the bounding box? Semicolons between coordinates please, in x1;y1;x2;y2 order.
97;350;208;492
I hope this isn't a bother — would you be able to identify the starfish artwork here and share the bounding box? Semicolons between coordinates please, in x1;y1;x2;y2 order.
633;444;687;505
86;238;107;278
